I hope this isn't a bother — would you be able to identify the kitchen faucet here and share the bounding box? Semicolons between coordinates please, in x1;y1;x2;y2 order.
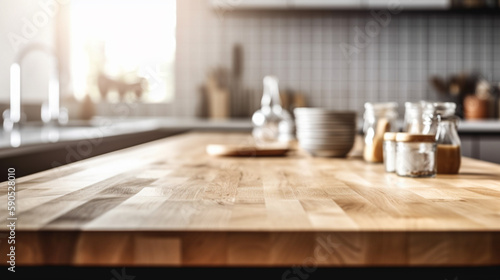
3;43;64;131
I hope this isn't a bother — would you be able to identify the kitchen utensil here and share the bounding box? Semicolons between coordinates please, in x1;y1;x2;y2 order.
292;92;306;109
230;44;244;117
80;94;95;121
463;80;492;120
206;67;230;119
464;95;489;119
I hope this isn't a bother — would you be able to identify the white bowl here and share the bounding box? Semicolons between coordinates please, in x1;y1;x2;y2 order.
293;108;357;157
297;138;355;145
294;108;356;117
296;130;356;137
302;148;353;157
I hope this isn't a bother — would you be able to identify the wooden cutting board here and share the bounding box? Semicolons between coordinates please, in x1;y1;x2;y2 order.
206;144;290;157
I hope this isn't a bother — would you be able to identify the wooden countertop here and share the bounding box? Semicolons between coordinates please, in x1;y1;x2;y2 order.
1;132;500;266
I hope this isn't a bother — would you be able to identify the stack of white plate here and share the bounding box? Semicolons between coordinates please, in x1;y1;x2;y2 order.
294;108;357;157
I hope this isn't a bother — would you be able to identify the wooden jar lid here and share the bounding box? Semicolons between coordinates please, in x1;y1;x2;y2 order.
383;132;397;141
395;133;435;143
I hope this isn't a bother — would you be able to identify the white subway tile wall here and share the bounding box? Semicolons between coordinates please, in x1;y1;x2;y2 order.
173;0;500;118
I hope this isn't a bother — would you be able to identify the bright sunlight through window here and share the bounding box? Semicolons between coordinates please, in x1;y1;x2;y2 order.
70;0;175;103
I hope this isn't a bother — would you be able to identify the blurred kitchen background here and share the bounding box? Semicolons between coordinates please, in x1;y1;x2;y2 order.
2;0;500;117
177;0;500;118
1;0;500;176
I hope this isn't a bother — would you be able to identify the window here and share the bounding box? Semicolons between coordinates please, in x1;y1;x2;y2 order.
70;0;175;103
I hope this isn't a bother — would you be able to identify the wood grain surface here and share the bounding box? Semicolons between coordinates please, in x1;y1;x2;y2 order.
0;132;500;266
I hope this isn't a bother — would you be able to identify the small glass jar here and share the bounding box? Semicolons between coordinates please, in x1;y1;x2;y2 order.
395;133;436;178
436;114;461;174
363;102;398;163
403;101;428;133
422;102;456;135
383;132;397;172
422;102;461;174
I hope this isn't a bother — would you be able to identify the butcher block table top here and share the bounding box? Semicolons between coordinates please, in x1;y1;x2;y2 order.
1;132;500;266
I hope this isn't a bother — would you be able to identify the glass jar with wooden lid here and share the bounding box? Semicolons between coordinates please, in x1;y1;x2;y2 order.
395;133;436;178
363;102;398;163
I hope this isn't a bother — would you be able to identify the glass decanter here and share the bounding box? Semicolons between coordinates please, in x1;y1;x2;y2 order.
252;76;294;144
